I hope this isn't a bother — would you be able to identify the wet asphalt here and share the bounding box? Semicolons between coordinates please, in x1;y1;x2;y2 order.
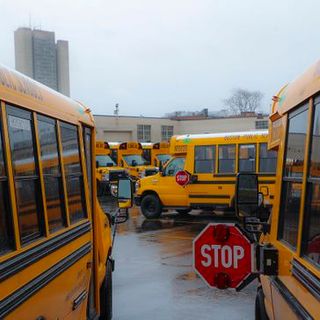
99;196;257;320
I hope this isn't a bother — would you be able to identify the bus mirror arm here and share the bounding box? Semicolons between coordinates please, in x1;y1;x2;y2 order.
113;208;129;225
183;170;197;184
235;243;278;291
234;229;278;292
236;273;259;292
190;174;198;183
242;217;271;235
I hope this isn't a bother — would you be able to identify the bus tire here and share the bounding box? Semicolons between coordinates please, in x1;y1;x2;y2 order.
99;260;113;320
141;194;162;219
176;209;191;215
255;287;268;320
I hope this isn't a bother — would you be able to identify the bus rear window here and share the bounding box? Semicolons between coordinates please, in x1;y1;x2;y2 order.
259;143;277;173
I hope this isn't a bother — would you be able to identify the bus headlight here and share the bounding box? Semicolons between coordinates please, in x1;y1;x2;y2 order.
140;171;145;179
110;184;118;197
101;173;109;181
135;180;140;192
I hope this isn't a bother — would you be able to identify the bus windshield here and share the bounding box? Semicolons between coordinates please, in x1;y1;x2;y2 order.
96;155;116;167
157;154;171;164
123;155;147;166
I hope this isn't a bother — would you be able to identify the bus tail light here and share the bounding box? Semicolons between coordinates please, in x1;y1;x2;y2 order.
213;224;230;242
214;272;231;289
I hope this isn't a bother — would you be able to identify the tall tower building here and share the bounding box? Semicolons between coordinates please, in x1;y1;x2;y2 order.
14;27;70;96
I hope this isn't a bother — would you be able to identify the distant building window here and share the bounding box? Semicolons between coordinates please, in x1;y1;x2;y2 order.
137;125;151;142
255;120;268;129
161;126;174;141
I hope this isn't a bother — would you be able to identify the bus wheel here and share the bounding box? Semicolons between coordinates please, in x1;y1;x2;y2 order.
141;194;162;219
255;287;268;320
99;260;112;320
176;209;191;215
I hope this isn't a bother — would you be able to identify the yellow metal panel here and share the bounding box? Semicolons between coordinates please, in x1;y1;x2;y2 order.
0;101;21;250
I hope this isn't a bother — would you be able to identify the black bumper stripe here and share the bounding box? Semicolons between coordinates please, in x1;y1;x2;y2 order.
0;242;91;318
292;259;320;301
189;195;230;199
271;277;313;320
0;221;91;282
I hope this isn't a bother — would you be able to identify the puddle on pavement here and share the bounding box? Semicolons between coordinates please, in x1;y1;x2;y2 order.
176;272;198;281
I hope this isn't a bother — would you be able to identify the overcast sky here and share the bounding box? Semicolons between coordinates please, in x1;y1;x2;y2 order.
1;0;320;116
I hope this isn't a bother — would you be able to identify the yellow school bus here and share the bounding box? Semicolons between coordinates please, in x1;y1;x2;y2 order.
0;64;133;319
235;60;320;319
95;141;128;195
141;142;152;165
110;141;158;179
151;141;171;168
135;130;277;218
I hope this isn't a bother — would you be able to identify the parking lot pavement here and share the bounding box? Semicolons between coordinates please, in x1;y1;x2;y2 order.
99;196;257;320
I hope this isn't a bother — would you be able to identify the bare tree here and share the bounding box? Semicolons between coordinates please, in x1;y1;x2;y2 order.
224;88;263;115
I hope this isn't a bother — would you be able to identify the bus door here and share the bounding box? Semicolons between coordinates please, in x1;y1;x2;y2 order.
160;157;188;206
186;144;235;208
271;103;319;319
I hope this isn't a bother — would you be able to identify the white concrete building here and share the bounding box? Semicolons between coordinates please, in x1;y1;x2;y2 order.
14;27;70;96
94;113;269;142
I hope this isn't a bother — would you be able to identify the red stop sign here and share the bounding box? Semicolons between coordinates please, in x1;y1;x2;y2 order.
193;223;253;289
175;170;190;187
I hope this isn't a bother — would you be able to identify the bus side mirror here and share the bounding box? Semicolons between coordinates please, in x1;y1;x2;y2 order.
107;162;114;167
131;160;137;167
96;160;100;168
117;178;133;209
235;173;259;218
159;162;163;172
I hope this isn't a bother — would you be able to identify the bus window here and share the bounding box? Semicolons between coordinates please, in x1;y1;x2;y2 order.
142;149;151;165
7;105;43;244
164;157;185;176
284;105;308;178
218;145;235;174
0;122;13;253
259;143;277;173
239;144;256;172
303;100;320;266
38;115;66;233
194;145;215;173
278;104;308;248
111;149;118;163
60;122;86;224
